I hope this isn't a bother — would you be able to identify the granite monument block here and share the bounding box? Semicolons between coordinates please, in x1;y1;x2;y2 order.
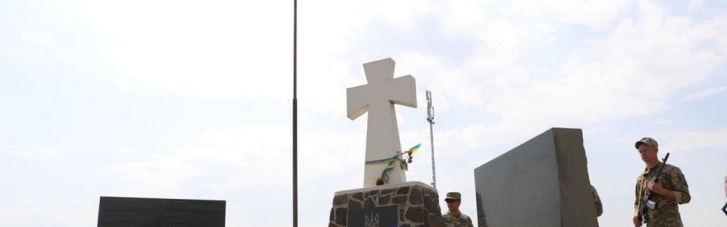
97;196;226;227
474;127;598;227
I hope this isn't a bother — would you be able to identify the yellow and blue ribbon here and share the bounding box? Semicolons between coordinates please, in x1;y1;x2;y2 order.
364;143;421;184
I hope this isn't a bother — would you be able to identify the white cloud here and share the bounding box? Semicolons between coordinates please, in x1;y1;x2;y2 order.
0;200;94;226
682;86;727;102
113;153;201;192
19;0;444;118
422;0;727;134
689;0;705;10
54;1;294;100
362;0;439;27
441;0;489;35
0;146;62;158
662;128;727;152
109;121;372;195
113;125;291;193
509;0;634;30
1;27;55;67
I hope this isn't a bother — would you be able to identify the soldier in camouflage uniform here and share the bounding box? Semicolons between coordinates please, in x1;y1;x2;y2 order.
592;185;603;217
442;192;474;227
632;137;691;227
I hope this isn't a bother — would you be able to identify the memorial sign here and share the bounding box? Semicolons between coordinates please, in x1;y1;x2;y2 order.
97;196;226;227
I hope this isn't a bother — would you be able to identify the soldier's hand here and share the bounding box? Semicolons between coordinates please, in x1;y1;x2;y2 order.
632;216;642;227
648;181;664;193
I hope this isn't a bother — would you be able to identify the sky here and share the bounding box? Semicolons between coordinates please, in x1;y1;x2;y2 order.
1;0;726;226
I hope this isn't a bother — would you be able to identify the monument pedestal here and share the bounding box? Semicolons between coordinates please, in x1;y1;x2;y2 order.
329;182;442;227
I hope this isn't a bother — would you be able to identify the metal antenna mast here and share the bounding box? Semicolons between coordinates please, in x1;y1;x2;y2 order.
426;90;436;188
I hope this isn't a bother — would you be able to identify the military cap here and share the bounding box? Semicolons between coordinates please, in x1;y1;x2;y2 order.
635;137;658;149
445;192;461;201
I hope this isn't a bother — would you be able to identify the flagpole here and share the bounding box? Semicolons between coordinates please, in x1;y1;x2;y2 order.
292;0;298;226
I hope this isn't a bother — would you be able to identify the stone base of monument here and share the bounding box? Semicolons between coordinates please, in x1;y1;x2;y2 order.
329;181;442;227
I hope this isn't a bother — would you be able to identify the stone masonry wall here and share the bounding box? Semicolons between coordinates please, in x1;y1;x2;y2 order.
329;183;442;227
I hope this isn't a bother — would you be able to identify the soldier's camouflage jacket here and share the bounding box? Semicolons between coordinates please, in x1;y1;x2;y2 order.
592;185;603;217
633;162;691;227
442;211;473;227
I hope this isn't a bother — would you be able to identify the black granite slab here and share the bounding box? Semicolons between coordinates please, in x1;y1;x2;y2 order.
97;196;225;227
473;128;598;227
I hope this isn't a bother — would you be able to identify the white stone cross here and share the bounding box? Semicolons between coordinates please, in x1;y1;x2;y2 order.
347;58;417;188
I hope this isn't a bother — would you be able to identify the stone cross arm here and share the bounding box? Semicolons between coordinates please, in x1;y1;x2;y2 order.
346;75;417;120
